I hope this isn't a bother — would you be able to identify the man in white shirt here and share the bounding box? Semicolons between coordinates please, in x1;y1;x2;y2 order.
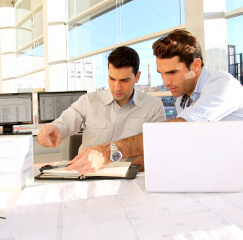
37;46;166;172
67;29;243;174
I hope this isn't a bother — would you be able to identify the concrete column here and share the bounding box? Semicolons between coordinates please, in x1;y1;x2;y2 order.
0;30;2;93
185;0;205;65
43;0;49;91
203;0;227;71
185;0;227;72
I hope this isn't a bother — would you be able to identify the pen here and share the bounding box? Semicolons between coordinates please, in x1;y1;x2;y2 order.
51;164;71;169
39;164;71;171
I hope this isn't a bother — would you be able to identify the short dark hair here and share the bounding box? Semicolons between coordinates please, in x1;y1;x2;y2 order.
108;46;140;76
152;29;204;69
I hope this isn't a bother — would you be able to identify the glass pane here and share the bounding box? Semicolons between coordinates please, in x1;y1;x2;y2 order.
68;0;184;58
16;17;32;49
120;0;184;44
131;39;163;90
16;70;45;91
227;15;243;54
226;0;243;11
2;79;16;93
49;63;68;91
0;29;14;53
68;58;95;92
16;39;44;75
68;0;103;19
130;40;176;120
15;0;32;24
16;6;43;50
15;0;43;23
1;54;15;79
227;15;243;81
0;6;14;28
34;8;43;38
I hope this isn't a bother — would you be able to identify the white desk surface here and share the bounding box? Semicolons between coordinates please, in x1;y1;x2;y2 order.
1;170;243;240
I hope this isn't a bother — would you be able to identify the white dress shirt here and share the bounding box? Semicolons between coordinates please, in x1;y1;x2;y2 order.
176;67;243;121
52;89;166;152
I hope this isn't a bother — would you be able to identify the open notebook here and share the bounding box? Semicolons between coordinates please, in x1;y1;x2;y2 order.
35;161;140;180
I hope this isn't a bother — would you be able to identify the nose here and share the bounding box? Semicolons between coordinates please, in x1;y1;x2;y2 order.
114;81;121;91
162;75;171;87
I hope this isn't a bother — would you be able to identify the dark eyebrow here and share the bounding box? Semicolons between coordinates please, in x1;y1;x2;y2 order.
120;78;130;81
109;75;130;81
166;70;178;73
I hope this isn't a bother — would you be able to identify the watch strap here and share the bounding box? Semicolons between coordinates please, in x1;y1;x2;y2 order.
110;141;118;152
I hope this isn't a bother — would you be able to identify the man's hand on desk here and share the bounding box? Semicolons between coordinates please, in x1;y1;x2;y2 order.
37;125;62;148
65;143;110;174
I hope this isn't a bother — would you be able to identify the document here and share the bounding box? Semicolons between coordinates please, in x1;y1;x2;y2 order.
41;161;131;178
1;178;243;239
0;180;168;240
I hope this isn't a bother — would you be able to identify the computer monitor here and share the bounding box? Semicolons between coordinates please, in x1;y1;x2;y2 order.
37;91;87;123
0;93;33;134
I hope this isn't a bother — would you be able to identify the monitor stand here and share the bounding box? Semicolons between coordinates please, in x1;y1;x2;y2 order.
1;125;32;135
3;125;14;134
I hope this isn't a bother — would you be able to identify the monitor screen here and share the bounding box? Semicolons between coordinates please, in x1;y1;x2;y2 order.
0;93;33;133
38;91;87;123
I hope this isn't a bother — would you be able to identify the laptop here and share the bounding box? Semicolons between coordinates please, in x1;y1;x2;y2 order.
143;121;243;192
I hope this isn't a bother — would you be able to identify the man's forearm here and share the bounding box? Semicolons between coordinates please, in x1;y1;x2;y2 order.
115;118;185;157
116;133;143;158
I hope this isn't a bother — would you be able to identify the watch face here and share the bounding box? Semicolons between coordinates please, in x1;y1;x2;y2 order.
112;152;122;161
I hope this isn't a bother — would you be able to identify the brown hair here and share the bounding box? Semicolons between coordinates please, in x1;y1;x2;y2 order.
108;46;140;76
152;29;204;69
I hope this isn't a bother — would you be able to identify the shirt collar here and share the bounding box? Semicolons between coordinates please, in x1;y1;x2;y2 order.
193;67;209;94
132;88;142;108
123;92;134;107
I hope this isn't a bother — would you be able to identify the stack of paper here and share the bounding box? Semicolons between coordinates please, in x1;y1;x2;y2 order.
0;135;34;189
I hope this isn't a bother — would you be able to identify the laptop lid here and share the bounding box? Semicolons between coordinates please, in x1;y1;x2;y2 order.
143;121;243;192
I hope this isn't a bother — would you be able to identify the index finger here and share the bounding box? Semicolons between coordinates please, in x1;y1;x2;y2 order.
37;125;59;147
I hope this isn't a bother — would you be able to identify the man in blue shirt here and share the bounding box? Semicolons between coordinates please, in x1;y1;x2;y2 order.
153;29;243;122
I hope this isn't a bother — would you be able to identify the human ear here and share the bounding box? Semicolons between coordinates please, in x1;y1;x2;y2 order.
135;71;141;83
191;58;202;72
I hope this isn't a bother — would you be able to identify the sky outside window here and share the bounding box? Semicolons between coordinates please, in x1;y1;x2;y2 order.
226;0;243;11
68;0;185;58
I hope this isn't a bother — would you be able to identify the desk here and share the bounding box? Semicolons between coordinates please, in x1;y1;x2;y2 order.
1;171;243;239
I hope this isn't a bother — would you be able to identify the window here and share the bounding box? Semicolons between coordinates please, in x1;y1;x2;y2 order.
226;0;243;11
16;39;44;76
227;15;243;81
14;0;44;92
67;0;184;58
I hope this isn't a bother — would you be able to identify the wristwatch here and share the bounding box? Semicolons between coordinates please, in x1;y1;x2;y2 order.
110;141;122;162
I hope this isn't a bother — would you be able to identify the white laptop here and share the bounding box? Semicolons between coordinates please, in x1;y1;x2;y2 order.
143;121;243;192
